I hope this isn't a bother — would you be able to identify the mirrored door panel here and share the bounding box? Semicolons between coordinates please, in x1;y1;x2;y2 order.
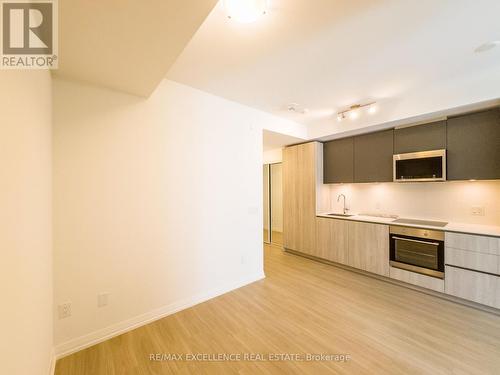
263;164;270;243
270;163;283;245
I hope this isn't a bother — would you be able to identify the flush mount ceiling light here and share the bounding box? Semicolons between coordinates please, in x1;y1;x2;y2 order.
223;0;269;23
474;41;500;53
337;102;377;122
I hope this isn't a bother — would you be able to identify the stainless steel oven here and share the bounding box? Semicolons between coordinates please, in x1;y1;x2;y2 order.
389;226;445;279
393;149;446;182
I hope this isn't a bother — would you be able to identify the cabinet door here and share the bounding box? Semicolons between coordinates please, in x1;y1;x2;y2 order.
283;146;299;251
315;217;348;264
354;130;394;183
445;265;500;309
283;142;319;255
348;221;389;276
323;138;354;183
394;121;446;154
447;109;500;180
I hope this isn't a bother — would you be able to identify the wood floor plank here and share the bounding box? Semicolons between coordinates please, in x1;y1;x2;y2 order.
55;244;500;374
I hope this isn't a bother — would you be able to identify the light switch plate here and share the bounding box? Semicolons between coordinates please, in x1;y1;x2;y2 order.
58;302;71;319
98;293;109;307
471;206;485;216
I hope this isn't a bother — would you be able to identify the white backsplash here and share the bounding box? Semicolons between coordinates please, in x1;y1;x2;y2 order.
327;180;500;225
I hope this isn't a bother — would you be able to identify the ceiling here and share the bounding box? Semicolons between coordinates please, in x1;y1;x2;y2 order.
55;0;217;96
168;0;500;136
263;129;304;151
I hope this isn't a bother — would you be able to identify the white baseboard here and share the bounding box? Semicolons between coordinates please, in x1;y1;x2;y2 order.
53;273;265;360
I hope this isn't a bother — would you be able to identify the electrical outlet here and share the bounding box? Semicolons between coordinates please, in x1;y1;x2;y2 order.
97;293;109;308
58;302;71;319
471;206;485;216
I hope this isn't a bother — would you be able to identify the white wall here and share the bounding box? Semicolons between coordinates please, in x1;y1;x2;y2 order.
327;180;500;225
263;148;282;164
0;71;53;375
52;78;289;355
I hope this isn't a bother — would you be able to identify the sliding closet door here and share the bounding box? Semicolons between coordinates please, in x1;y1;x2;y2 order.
270;163;283;245
263;164;270;243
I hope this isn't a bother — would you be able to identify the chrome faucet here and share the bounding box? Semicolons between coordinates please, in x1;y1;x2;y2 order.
337;194;348;215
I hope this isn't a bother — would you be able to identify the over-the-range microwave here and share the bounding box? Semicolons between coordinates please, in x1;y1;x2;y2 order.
393;149;446;182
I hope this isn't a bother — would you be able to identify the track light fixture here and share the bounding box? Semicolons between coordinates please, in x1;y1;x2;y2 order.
337;102;377;122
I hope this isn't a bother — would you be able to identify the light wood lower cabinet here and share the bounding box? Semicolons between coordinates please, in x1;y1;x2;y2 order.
445;232;500;255
444;232;500;308
315;217;348;264
347;221;389;276
445;247;500;275
390;266;444;293
445;266;500;309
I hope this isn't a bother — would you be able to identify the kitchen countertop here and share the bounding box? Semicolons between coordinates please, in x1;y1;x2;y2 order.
317;213;500;238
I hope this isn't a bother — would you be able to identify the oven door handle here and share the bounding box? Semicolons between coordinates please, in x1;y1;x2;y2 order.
392;236;440;247
395;249;436;258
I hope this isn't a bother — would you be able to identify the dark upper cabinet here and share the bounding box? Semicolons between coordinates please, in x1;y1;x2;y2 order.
447;108;500;180
394;120;446;154
354;129;394;183
323;138;354;183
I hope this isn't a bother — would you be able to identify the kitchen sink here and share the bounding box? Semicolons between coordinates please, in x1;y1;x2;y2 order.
326;213;354;217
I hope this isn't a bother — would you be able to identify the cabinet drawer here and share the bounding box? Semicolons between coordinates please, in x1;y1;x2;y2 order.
389;267;444;292
445;247;500;275
445;266;500;309
445;232;500;255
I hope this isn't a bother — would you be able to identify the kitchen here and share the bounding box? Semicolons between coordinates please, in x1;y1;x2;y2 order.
281;107;500;311
7;1;500;374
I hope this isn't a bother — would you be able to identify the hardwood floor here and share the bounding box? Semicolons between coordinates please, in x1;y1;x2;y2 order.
56;244;500;375
263;229;283;246
270;230;283;245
